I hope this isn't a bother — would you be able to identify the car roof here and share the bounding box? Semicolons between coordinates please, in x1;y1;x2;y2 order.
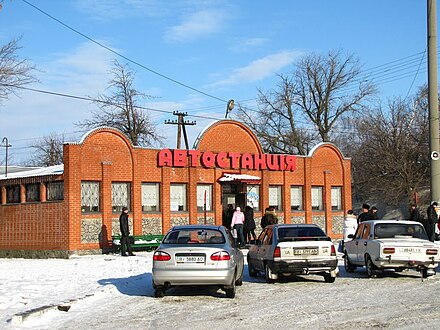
170;225;225;231
266;224;321;228
361;220;423;225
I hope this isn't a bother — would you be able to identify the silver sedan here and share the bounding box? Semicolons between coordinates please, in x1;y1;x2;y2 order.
152;225;244;298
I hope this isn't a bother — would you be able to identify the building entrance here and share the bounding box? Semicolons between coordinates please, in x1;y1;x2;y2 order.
221;183;247;228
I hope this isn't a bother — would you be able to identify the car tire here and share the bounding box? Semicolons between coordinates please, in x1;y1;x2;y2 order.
265;263;277;283
154;287;165;298
365;254;378;278
344;252;356;273
324;273;336;283
235;267;243;286
225;274;236;298
247;256;258;277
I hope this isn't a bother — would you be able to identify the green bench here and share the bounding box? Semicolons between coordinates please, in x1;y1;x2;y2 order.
112;234;165;253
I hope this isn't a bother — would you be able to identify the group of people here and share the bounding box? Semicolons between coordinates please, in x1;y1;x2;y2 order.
226;205;257;247
225;205;279;247
410;201;440;242
343;204;379;244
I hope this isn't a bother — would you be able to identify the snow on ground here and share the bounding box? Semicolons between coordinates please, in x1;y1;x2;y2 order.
2;249;440;329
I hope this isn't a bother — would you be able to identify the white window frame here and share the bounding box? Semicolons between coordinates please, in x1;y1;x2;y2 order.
290;186;303;211
142;183;160;212
197;184;212;212
170;184;187;212
331;186;342;211
269;185;282;211
311;186;323;211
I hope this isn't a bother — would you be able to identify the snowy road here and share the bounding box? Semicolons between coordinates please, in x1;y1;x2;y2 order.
2;251;440;330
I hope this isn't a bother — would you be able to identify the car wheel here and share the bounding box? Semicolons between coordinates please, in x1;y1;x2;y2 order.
365;255;377;278
344;252;356;273
235;267;244;286
154;287;165;298
225;273;236;298
265;263;277;283
324;273;336;283
247;256;258;277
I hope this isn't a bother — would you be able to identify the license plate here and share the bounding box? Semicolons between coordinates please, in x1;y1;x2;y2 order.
399;247;422;254
294;248;318;255
176;256;205;263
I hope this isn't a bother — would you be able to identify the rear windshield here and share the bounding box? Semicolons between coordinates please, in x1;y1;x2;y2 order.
163;229;226;244
374;223;428;240
277;226;330;242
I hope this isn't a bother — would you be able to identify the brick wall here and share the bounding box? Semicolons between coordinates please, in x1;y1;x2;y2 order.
0;122;351;257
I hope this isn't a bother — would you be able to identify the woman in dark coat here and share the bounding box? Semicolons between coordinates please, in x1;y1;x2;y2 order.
244;206;257;244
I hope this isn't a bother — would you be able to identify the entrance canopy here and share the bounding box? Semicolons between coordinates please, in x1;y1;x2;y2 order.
218;173;261;184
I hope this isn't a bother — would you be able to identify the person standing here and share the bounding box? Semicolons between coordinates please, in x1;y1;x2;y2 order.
370;206;379;220
231;206;245;247
343;210;358;243
244;205;257;244
410;204;421;222
426;201;438;242
357;204;374;224
119;207;135;256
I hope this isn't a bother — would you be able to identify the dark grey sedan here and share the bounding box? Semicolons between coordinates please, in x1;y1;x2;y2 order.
152;225;244;298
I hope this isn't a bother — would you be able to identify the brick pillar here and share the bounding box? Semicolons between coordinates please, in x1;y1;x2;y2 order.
20;184;26;203
304;158;312;224
40;182;47;202
101;161;113;244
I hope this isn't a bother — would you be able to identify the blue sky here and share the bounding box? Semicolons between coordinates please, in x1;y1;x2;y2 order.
0;0;433;164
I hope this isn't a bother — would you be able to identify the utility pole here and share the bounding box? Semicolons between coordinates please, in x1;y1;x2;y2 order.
164;112;196;149
428;0;440;202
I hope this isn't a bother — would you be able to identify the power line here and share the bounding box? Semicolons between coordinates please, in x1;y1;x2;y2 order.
21;0;227;104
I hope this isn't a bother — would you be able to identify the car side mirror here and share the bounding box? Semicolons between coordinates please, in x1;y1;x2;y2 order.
347;234;354;239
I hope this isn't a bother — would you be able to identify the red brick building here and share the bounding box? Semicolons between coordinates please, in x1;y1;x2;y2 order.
0;121;352;258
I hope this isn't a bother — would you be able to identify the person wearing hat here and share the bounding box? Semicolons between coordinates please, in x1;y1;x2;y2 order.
357;203;374;224
426;201;439;242
119;206;135;256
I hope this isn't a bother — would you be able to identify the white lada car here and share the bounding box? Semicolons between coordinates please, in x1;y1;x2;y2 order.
344;220;440;278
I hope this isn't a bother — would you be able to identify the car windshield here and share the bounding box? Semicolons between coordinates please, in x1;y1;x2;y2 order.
277;226;330;242
374;223;428;240
163;228;225;244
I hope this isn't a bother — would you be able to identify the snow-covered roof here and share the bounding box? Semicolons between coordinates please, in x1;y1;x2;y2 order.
0;164;64;180
218;173;261;183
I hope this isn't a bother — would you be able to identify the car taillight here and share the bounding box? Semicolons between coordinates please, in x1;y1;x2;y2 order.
426;249;438;255
331;244;336;256
383;247;395;254
153;251;171;261
273;247;281;258
211;251;230;261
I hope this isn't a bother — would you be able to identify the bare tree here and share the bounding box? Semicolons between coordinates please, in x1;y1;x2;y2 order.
238;50;376;154
0;37;37;105
77;60;164;147
28;133;64;167
349;86;429;206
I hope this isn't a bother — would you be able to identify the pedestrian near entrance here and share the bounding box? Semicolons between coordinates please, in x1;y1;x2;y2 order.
119;207;135;256
231;206;245;247
426;201;438;242
244;205;257;244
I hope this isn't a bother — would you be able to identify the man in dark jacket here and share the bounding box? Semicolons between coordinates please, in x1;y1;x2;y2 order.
426;201;438;242
357;204;375;224
119;207;135;256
